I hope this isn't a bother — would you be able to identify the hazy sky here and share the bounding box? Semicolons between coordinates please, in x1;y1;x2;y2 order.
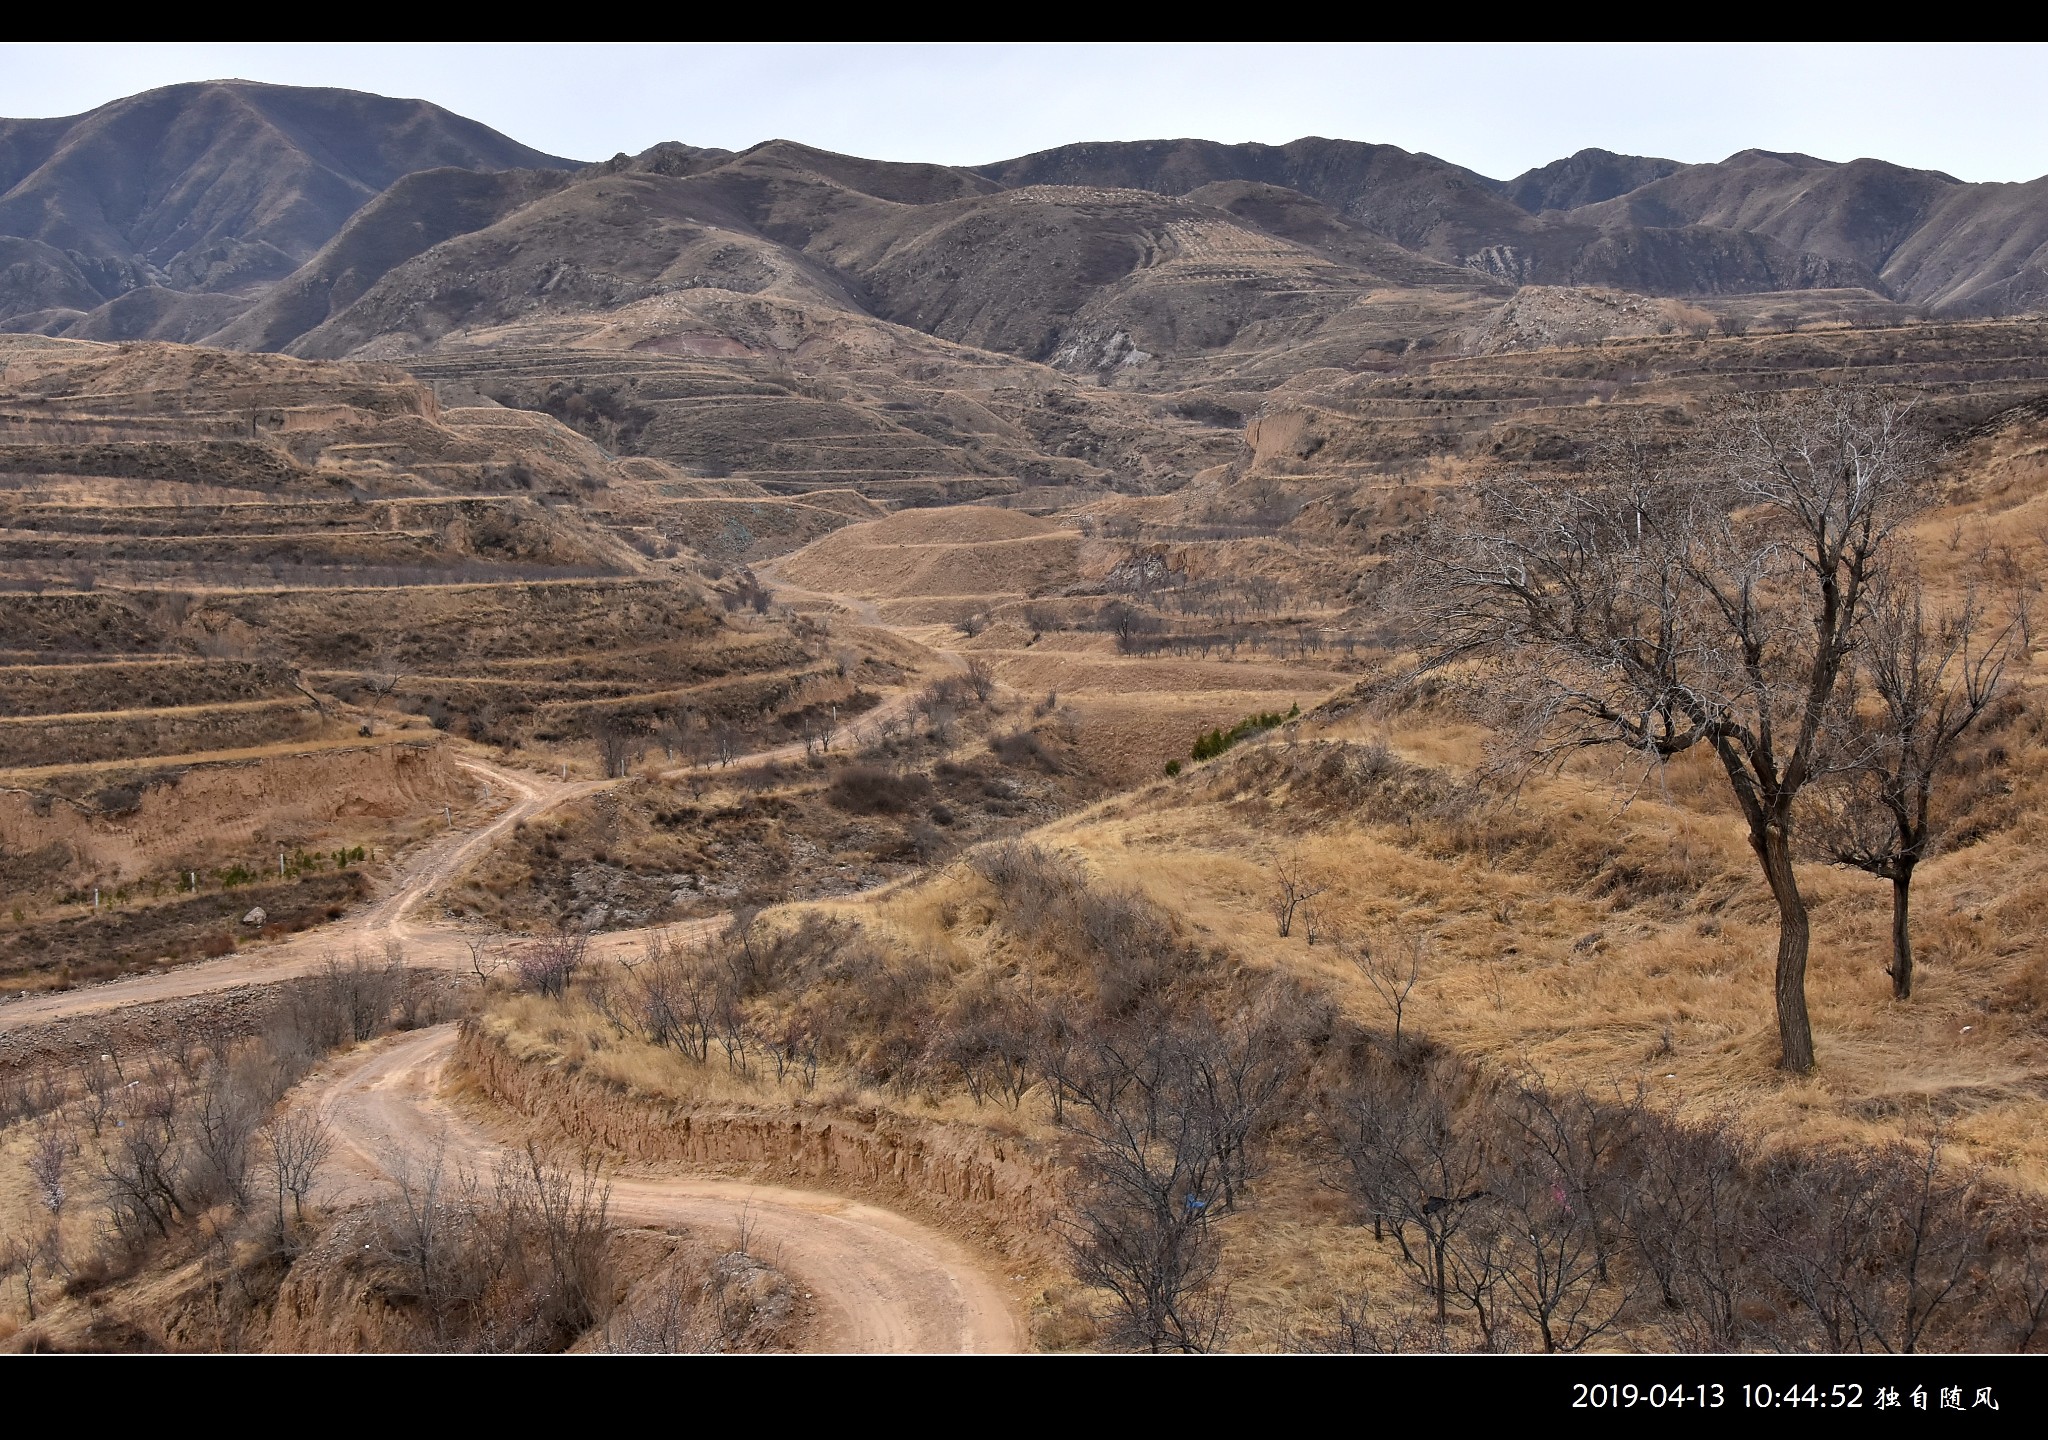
4;42;2045;183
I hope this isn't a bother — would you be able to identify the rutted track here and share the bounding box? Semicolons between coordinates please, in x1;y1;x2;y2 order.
309;1025;1021;1353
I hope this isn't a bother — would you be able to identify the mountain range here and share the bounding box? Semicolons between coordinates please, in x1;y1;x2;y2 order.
3;80;2046;371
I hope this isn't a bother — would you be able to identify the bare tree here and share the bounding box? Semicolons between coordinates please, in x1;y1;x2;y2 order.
360;650;407;705
1997;1224;2048;1353
516;1142;612;1341
21;1123;68;1309
1627;1111;1759;1351
1351;928;1425;1047
101;1106;187;1240
192;1070;257;1212
597;719;639;779
1269;849;1327;939
1425;390;1926;1071
1490;1084;1636;1352
260;1110;332;1237
1327;1062;1491;1328
1;1235;37;1320
463;931;504;984
1754;1131;1983;1353
28;1123;67;1220
81;1051;119;1138
1062;1039;1230;1353
964;656;998;704
711;724;739;768
1813;578;2008;998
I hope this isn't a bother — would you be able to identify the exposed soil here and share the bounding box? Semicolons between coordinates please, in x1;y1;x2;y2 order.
303;1025;1022;1352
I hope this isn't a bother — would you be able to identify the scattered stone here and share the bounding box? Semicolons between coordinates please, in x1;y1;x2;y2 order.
242;907;267;927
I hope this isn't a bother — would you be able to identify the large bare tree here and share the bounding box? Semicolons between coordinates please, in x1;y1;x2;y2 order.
1425;389;1926;1071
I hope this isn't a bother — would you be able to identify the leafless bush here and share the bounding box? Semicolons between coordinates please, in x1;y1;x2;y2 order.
972;841;1083;921
516;928;589;999
601;1247;796;1354
925;987;1036;1109
964;656;997;703
990;727;1063;773
366;1141;614;1352
1751;1131;1985;1353
826;764;930;815
288;951;401;1046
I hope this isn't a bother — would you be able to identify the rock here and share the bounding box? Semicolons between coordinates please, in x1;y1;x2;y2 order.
242;907;267;927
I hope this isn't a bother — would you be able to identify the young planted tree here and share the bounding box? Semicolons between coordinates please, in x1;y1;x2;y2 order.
1813;578;2008;999
1426;390;1926;1071
260;1110;333;1238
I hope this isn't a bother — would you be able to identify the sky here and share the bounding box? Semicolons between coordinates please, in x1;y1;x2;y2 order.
3;42;2045;184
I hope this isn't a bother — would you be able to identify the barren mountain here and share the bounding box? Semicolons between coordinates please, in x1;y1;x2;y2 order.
209;166;576;353
975;136;1880;297
1497;147;1683;213
1565;148;2048;314
232;139;1505;389
0;81;575;335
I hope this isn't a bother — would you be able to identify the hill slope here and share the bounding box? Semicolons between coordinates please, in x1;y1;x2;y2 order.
0;81;577;332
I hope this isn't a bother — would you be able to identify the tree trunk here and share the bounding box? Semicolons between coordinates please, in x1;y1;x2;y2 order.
1890;864;1916;1001
1433;1237;1448;1326
1754;824;1817;1073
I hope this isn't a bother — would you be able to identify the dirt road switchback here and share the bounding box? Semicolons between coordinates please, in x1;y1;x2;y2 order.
308;1025;1024;1354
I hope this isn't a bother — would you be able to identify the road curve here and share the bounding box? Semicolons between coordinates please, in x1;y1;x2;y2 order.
0;756;605;1033
309;1025;1022;1354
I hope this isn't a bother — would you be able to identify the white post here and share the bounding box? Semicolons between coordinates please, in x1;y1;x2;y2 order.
279;851;285;876
445;804;452;824
93;887;100;910
189;871;196;892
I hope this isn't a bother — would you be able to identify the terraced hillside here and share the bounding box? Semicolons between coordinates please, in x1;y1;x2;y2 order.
0;336;870;992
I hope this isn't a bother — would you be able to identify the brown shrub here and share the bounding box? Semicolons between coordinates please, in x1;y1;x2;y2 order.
990;728;1064;774
825;765;932;815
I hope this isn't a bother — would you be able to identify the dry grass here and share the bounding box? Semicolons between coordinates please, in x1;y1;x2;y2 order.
1022;705;2048;1194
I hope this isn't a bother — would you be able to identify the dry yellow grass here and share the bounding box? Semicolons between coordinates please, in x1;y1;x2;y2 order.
1011;697;2048;1193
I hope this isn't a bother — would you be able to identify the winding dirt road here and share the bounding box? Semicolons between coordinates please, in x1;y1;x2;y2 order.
0;758;603;1033
2;612;1029;1351
308;1025;1021;1353
0;569;945;1037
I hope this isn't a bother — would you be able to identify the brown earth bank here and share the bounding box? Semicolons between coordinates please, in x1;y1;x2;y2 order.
454;1020;1064;1270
